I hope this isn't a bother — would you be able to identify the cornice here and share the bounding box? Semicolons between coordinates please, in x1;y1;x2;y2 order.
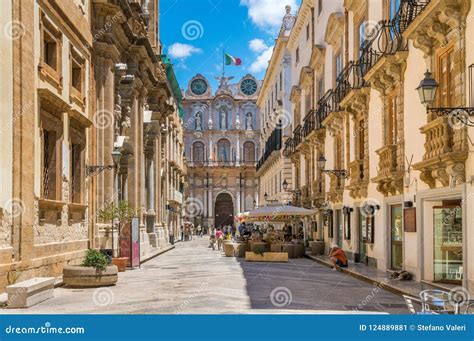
287;0;313;50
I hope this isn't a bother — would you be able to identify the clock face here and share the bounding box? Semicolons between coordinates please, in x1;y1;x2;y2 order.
240;78;258;96
190;79;208;96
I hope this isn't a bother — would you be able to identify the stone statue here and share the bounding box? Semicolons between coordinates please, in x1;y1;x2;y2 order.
215;76;234;95
282;5;296;32
195;112;202;130
235;114;241;130
208;115;213;130
220;111;227;129
246;113;253;130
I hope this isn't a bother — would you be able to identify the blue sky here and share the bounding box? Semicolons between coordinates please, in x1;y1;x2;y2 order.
160;0;300;92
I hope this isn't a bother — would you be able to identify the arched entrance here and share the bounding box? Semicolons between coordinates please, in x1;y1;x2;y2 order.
214;193;234;228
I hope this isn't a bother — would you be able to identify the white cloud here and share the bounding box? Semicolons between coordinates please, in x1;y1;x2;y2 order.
240;0;298;32
249;38;268;53
249;45;274;74
167;43;202;60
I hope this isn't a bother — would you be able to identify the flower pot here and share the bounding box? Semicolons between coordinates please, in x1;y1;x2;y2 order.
311;241;325;255
270;244;282;252
63;265;118;287
112;257;128;272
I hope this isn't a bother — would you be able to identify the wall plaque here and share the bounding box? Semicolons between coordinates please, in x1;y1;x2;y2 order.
404;207;416;232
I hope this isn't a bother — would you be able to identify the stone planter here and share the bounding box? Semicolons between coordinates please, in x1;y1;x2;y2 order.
224;242;248;257
250;242;266;254
282;244;295;258
112;257;128;272
311;240;325;255
270;244;282;252
235;243;248;258
245;252;288;262
63;265;118;288
294;244;305;258
223;242;235;257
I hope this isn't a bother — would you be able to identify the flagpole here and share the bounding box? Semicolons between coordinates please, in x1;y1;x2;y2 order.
222;50;225;77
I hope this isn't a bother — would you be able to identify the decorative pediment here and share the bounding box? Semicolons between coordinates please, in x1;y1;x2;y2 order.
290;86;302;104
325;13;344;46
310;45;326;70
299;66;314;89
322;112;344;136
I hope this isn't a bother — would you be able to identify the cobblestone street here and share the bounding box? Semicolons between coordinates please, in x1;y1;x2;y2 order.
2;238;407;314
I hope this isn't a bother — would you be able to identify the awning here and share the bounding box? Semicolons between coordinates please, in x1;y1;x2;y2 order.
239;203;316;222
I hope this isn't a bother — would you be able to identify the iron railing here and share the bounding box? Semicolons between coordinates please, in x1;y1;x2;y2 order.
359;19;408;77
256;127;283;171
398;0;431;34
283;137;296;157
294;125;303;147
334;61;366;103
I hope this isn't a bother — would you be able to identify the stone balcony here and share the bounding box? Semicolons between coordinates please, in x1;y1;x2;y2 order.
327;174;344;204
372;144;404;196
413;114;468;188
347;159;368;199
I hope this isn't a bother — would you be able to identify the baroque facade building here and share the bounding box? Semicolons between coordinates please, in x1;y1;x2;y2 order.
183;74;261;228
0;0;186;291
259;0;474;291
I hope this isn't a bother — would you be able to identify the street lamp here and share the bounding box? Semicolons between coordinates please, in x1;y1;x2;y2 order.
86;149;122;177
317;154;348;179
416;70;438;107
264;192;268;201
282;179;289;191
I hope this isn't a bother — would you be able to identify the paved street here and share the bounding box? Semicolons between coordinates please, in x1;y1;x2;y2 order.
2;238;407;314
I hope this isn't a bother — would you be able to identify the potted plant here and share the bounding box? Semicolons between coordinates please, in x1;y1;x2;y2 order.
97;201;136;272
63;249;118;287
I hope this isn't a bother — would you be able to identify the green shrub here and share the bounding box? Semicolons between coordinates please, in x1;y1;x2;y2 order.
82;249;109;271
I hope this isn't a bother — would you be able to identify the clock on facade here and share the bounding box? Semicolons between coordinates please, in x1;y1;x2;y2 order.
240;78;257;96
190;78;208;96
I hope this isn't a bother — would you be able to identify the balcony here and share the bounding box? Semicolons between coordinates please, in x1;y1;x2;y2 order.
189;160;256;168
256;127;283;172
283;137;296;157
335;62;367;104
347;159;368;199
372;144;404;196
359;19;408;79
398;0;431;34
413;109;469;188
293;125;303;147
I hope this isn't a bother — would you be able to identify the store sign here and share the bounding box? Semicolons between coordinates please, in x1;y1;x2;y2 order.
404;207;416;232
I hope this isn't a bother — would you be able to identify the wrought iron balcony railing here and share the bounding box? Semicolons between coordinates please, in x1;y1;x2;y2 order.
334;61;367;103
283;137;296;157
303;110;317;137
293;125;303;147
317;89;337;121
256;127;283;171
359;19;408;77
398;0;431;34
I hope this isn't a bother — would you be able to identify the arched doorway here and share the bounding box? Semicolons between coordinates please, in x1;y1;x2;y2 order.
214;193;234;228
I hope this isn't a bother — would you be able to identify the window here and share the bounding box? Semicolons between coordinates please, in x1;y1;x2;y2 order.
41;14;61;72
41;112;62;200
358;20;367;58
243;141;255;162
279;71;283;91
344;209;351;240
437;45;455;107
389;0;401;20
70;125;85;203
192;142;205;163
70;48;85;98
296;47;300;64
317;76;324;102
357;119;366;160
318;0;323;16
387;92;398;145
306;23;310;41
217;139;230;162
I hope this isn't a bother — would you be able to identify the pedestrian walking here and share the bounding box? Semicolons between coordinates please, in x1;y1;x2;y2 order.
209;226;216;248
216;229;224;251
197;225;202;237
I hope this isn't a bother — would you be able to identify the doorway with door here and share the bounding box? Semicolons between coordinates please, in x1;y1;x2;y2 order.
214;193;234;228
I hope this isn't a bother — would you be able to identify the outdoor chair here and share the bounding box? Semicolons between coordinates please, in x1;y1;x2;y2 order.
403;295;433;314
419;289;456;314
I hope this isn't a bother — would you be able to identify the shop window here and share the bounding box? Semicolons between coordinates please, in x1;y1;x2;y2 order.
296;47;300;64
433;203;463;284
344;208;351;240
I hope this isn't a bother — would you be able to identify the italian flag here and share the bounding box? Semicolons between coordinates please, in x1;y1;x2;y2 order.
225;53;242;66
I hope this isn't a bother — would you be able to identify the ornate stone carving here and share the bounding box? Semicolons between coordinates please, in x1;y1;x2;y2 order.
281;5;296;32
